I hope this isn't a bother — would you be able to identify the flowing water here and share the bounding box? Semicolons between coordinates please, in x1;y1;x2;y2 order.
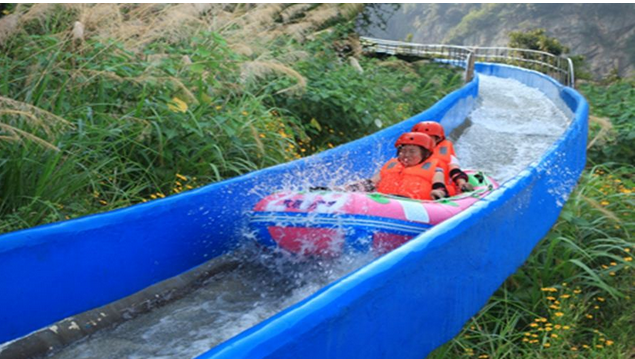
46;75;571;359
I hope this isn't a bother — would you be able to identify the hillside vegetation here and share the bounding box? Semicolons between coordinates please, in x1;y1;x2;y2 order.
0;4;463;233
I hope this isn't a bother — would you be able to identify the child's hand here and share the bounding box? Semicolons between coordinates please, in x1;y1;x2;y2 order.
431;189;447;200
457;178;474;192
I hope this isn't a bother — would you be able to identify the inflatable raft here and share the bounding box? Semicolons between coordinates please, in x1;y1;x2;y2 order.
251;171;498;255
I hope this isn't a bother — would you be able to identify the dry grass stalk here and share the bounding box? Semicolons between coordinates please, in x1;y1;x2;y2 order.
0;123;60;151
0;109;55;137
587;115;613;149
580;194;621;223
0;14;19;46
0;96;71;127
20;4;56;23
241;61;306;96
280;4;314;23
348;57;364;74
248;123;265;155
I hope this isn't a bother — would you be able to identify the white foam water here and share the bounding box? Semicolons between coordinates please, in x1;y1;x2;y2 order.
454;75;571;183
47;75;572;359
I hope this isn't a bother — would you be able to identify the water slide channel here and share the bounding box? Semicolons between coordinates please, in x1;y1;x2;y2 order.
46;74;571;359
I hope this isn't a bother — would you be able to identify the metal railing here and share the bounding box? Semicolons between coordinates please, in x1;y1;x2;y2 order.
360;37;575;88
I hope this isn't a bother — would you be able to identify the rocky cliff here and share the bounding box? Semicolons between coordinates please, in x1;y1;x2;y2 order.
360;4;635;79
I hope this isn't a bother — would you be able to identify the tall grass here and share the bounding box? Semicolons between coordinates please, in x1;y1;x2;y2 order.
0;5;462;233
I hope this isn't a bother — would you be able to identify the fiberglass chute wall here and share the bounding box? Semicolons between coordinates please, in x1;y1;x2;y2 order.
196;63;588;359
0;68;478;345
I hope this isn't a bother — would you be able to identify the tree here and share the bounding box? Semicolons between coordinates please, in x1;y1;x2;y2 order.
508;28;569;55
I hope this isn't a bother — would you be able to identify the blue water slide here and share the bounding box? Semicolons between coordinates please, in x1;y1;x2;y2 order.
0;62;587;359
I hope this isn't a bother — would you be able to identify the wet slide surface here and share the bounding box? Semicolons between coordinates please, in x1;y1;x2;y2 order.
47;75;571;359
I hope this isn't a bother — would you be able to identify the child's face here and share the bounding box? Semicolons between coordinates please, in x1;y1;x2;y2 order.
398;145;425;167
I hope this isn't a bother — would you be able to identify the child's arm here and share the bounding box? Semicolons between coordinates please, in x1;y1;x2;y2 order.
431;168;449;200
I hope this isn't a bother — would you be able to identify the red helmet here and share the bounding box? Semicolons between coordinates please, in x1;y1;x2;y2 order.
395;132;434;152
412;121;445;141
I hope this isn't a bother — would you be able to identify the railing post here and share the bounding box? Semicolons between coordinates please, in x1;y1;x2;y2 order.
465;51;476;83
567;57;575;88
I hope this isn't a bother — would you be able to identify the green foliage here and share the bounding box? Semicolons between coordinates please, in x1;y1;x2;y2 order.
0;17;461;233
507;28;594;83
264;27;462;153
579;79;635;165
508;28;569;56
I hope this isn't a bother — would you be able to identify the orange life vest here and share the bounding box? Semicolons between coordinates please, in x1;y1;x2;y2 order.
430;140;458;196
376;157;439;200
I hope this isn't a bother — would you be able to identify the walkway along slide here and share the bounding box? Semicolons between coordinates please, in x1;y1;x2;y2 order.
0;38;588;358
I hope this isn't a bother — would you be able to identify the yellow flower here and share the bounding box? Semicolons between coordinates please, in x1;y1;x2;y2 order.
600;200;609;206
168;97;188;113
176;173;188;181
551;334;558;338
597;297;605;302
594;305;599;309
215;105;222;110
478;355;489;359
606;340;614;346
150;194;157;199
596;345;603;349
549;305;560;310
242;111;249;116
544;343;551;348
546;296;556;301
522;338;529;342
625;248;631;253
555;312;564;317
554;324;561;329
524;332;531;336
156;193;165;198
545;327;553;332
573;289;582;294
609;271;616;276
99;200;108;205
571;347;578;351
586;314;593;319
625;257;633;262
530;323;539;327
259;133;266;138
582;344;590;349
610;261;617;266
541;287;557;292
186;185;193;189
560;294;571;299
563;325;570;330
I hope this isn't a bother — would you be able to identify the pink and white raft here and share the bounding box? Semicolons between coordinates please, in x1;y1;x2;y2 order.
250;171;498;256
